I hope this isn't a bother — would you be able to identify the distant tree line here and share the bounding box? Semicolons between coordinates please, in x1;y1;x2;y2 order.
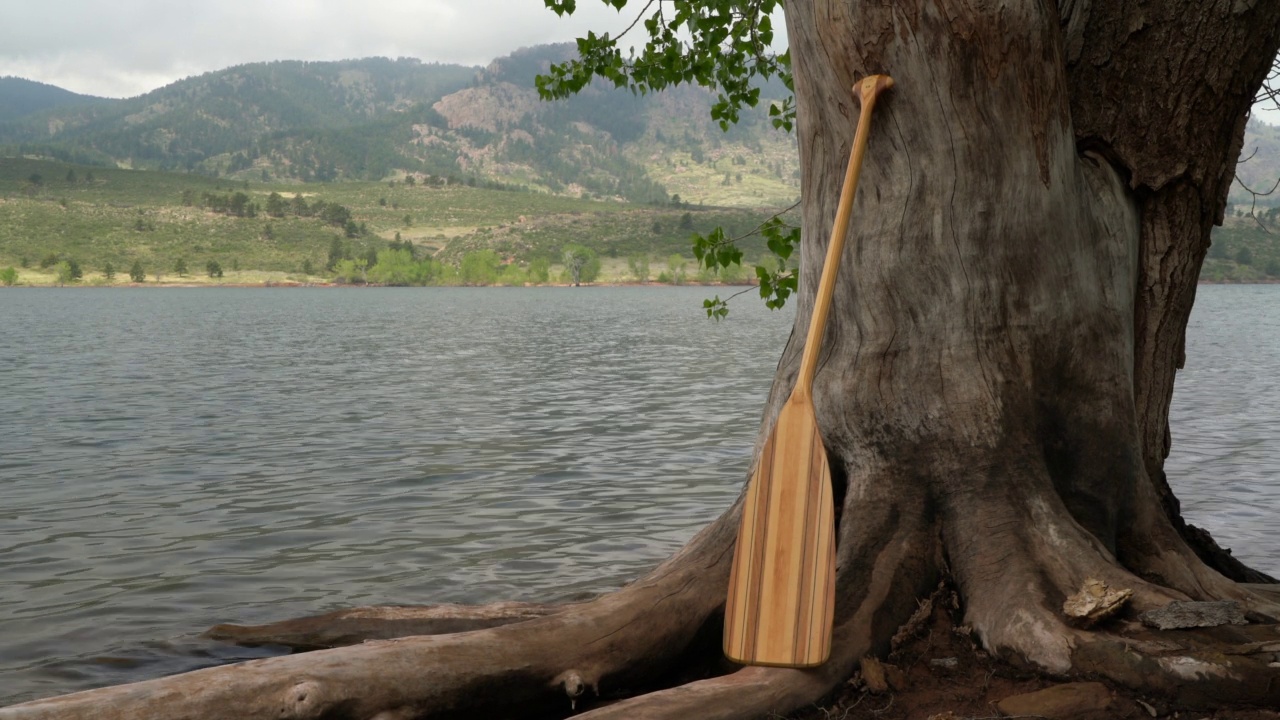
320;242;750;288
187;190;366;239
201;191;259;218
324;238;593;288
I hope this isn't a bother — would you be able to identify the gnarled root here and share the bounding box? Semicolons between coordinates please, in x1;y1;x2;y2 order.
937;445;1280;711
0;515;741;720
4;435;1278;720
565;467;945;720
204;601;568;650
1074;625;1280;709
0;450;945;720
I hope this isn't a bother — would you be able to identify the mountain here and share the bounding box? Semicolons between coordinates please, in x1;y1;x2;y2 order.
11;51;1280;284
0;57;478;174
436;44;797;206
0;77;111;123
0;45;800;207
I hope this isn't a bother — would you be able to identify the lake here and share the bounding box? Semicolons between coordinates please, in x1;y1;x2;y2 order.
1167;285;1280;579
1;285;1277;705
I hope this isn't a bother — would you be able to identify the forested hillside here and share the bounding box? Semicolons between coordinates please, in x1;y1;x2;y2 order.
0;58;477;177
0;45;799;207
0;77;109;123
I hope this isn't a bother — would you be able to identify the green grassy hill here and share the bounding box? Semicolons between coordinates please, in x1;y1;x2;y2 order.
0;157;782;286
9;153;1280;287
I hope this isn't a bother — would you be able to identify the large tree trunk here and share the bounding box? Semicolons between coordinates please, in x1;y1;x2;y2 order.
777;0;1280;684
5;2;1280;718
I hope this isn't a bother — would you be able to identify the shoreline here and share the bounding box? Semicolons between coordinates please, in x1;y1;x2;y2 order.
0;279;1271;289
0;280;761;289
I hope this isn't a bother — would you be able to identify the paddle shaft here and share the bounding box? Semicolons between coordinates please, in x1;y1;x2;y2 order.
793;75;894;401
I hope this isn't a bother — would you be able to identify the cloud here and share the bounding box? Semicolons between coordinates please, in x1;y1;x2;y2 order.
0;0;639;97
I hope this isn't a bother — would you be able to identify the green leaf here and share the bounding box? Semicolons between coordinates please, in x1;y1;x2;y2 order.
535;0;792;136
703;296;730;320
537;0;799;312
544;0;576;17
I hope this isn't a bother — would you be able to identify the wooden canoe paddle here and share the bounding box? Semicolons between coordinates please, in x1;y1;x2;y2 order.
724;74;894;668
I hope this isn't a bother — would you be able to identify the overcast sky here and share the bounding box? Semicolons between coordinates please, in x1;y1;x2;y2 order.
0;0;654;98
2;1;1277;126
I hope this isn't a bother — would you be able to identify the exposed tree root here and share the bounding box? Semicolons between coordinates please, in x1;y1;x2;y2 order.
927;443;1280;710
792;581;1280;720
572;667;842;720
1184;522;1280;585
3;451;1278;719
0;516;742;719
0;436;931;720
4;424;1279;720
1073;626;1280;709
205;601;568;650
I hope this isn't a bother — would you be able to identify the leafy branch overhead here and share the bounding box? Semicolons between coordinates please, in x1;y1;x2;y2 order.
539;0;794;132
537;0;800;317
696;210;799;318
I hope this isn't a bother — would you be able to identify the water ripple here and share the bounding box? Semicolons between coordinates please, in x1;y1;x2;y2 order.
1167;285;1280;579
0;287;790;704
1;285;1277;705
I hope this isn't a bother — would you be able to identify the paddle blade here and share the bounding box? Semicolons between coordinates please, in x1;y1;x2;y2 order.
724;396;836;667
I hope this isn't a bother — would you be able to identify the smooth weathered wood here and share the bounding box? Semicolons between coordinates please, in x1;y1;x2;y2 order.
723;76;892;668
205;602;566;649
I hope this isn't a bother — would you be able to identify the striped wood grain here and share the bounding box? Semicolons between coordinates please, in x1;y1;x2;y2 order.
723;395;835;667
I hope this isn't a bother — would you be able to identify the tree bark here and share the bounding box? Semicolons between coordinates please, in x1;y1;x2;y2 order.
4;2;1280;718
1061;0;1280;585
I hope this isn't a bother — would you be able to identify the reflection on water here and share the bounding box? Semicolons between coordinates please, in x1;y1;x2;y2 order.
0;284;1276;705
